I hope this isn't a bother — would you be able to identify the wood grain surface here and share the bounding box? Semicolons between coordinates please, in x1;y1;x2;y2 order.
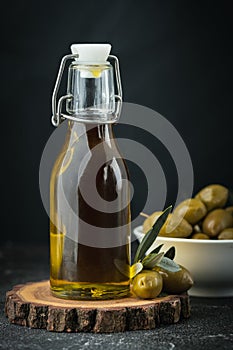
5;281;190;333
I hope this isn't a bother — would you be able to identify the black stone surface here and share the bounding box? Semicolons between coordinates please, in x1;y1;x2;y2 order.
0;243;233;350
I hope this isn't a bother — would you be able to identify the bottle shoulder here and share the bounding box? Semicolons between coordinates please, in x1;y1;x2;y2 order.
50;135;129;184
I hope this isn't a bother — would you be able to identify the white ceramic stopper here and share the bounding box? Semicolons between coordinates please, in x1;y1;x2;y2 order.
70;43;111;64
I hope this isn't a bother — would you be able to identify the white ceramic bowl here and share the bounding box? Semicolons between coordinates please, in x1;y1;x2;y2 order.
133;226;233;297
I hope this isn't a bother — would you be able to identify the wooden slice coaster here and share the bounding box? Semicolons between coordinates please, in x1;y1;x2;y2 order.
5;281;190;333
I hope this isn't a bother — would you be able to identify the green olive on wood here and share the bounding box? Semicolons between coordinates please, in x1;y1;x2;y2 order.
132;270;163;299
154;265;193;294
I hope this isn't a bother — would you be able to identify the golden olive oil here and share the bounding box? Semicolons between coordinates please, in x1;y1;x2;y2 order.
50;123;131;300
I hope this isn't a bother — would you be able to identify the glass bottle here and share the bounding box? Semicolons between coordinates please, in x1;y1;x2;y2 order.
50;44;131;300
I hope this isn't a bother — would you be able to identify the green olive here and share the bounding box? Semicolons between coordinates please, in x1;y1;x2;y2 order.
202;209;233;237
191;233;210;239
142;211;162;234
174;198;207;224
195;184;228;211
143;212;192;238
225;206;233;217
159;213;192;238
218;228;233;240
154;265;194;294
132;270;163;299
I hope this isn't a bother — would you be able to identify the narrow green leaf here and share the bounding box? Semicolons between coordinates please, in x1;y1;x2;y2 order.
142;252;164;269
157;256;181;273
164;246;176;260
130;262;143;279
134;205;172;263
149;244;164;255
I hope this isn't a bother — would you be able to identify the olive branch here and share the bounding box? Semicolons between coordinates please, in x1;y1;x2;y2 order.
130;206;181;278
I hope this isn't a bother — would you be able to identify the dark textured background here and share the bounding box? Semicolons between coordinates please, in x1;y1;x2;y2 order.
2;0;233;244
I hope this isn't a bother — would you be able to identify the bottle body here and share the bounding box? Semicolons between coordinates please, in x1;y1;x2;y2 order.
50;121;131;299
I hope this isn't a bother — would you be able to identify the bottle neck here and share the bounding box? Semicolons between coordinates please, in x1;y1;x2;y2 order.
67;121;114;150
85;124;114;150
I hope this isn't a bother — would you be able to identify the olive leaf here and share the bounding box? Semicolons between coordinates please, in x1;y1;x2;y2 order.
130;262;143;279
149;244;164;255
156;256;181;273
164;246;176;260
114;259;143;278
134;205;172;263
142;252;164;269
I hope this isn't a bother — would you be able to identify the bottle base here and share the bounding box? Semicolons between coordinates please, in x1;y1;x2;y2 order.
50;281;130;300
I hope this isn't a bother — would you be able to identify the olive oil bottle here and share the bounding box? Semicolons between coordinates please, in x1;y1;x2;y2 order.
50;44;131;300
